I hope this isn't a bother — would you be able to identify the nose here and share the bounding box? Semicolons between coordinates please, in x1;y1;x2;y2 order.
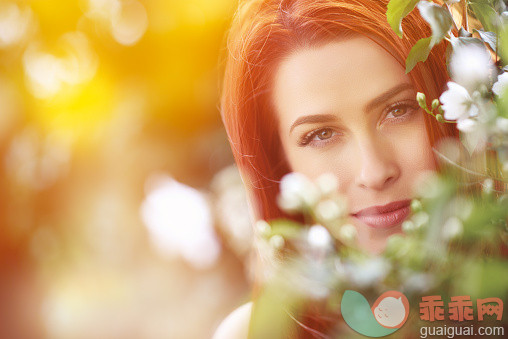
354;136;400;191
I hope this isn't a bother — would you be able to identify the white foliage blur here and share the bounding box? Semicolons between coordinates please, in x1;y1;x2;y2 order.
211;165;253;257
86;0;148;46
449;43;495;92
5;128;72;190
307;224;332;251
278;172;320;212
140;174;221;270
0;2;34;48
493;72;508;96
23;31;98;98
440;82;478;123
339;257;390;288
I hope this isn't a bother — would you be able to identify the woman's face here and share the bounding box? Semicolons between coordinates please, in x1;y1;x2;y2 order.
272;36;437;254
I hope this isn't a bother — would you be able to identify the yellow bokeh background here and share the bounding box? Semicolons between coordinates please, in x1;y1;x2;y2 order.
0;1;252;338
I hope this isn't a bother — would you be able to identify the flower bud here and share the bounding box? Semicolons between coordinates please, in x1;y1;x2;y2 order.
338;224;357;242
255;220;271;237
431;99;440;110
410;199;422;212
307;224;333;250
402;220;416;233
442;217;463;240
436;114;444;122
483;178;494;195
413;212;429;228
315;199;344;221
269;234;285;249
416;92;427;108
316;173;338;196
496;117;508;133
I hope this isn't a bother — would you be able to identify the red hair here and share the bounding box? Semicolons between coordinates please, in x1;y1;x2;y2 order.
221;0;458;221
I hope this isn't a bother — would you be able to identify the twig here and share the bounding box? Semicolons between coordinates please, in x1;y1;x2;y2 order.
445;2;459;36
461;0;469;31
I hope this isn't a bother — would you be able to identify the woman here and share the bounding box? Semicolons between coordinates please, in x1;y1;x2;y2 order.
215;0;459;337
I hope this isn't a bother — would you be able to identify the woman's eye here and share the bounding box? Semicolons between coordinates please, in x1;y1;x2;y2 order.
298;127;338;147
390;106;407;117
384;101;419;121
316;128;333;140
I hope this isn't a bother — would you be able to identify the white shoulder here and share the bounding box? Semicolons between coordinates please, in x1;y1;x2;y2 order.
212;302;252;339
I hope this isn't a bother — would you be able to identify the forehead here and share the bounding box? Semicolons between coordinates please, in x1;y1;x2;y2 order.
272;36;410;122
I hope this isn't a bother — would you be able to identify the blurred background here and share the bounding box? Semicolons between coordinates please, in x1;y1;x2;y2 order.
0;1;254;338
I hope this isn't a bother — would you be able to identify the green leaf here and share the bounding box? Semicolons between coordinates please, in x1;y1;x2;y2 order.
406;37;433;73
490;0;506;14
469;1;499;32
269;219;303;239
500;24;508;63
475;29;498;52
417;1;453;46
387;0;420;38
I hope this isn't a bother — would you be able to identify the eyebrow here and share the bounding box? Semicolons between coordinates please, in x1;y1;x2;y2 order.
288;82;414;135
364;82;414;113
289;113;337;134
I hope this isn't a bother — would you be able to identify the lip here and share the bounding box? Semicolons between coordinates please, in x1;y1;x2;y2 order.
351;199;412;229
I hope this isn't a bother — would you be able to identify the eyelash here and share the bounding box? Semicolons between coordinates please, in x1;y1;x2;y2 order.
298;128;339;147
297;100;419;147
383;100;419;123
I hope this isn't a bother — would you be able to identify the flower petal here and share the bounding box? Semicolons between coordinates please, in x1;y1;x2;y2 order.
493;72;508;96
439;82;471;120
457;118;476;132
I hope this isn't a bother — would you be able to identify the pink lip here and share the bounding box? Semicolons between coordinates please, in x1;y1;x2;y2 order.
351;200;412;229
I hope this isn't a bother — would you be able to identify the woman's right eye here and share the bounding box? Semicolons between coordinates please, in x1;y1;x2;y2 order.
298;127;339;147
316;129;333;140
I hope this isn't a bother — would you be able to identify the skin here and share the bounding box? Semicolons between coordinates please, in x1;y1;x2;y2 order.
272;36;437;254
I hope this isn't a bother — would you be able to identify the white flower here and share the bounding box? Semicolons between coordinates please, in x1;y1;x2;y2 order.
402;220;416;233
483;178;494;195
277;190;301;211
269;234;285;249
307;224;333;250
345;258;390;288
412;212;429;228
450;43;495;92
493;72;508;96
334;258;347;280
449;197;473;220
442;217;463;240
457;118;477;132
403;272;435;293
315;173;338;196
255;220;271;237
496;117;508;133
278;172;319;211
315;199;344;221
338;224;357;242
140;175;220;270
440;82;478;121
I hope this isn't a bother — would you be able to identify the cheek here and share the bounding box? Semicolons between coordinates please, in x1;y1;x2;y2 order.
395;119;437;173
284;147;333;180
282;141;357;193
